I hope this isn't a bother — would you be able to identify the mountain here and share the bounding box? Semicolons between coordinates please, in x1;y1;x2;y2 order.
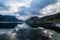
39;12;60;22
26;12;60;26
0;14;23;29
26;13;60;33
0;15;18;21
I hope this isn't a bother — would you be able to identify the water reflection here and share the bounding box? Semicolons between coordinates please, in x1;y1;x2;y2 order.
0;22;60;40
0;22;60;34
14;23;31;32
55;23;60;27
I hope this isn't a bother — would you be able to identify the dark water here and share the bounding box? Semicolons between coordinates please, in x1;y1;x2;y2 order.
0;22;60;40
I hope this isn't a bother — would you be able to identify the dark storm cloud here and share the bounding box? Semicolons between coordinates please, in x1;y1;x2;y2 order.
0;3;9;10
17;6;28;16
17;0;57;15
30;0;57;9
27;0;57;14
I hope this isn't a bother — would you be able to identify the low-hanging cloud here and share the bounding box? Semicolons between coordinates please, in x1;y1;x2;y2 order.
16;0;57;20
0;0;32;16
0;0;59;20
0;3;9;10
26;0;57;14
40;0;60;17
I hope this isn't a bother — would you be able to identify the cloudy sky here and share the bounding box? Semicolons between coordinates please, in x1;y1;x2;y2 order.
0;0;60;20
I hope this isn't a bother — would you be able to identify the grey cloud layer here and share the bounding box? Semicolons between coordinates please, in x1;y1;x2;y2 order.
0;3;9;10
0;0;59;20
17;0;57;15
